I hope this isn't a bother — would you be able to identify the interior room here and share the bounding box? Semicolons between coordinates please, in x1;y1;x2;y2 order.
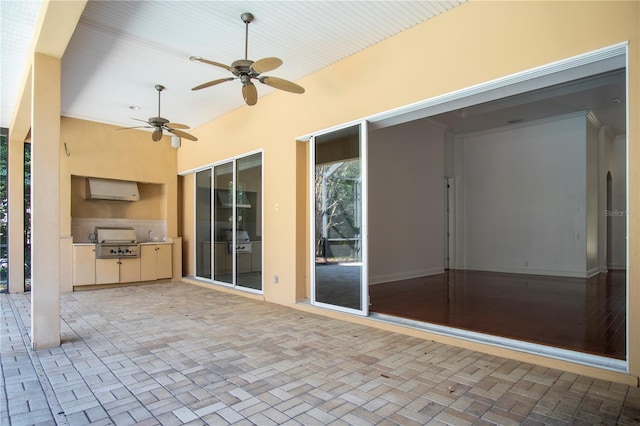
314;66;627;360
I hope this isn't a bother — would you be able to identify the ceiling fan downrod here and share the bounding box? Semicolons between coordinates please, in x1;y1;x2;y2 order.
155;84;165;117
241;12;254;60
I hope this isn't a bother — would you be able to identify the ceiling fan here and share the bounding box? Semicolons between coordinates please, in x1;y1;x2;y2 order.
189;12;305;106
117;84;198;142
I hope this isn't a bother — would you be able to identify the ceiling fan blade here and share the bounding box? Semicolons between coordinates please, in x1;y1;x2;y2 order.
152;128;163;141
130;118;152;124
168;128;198;142
189;56;235;72
165;123;190;130
259;76;305;94
115;125;152;130
242;82;258;106
192;77;235;91
251;57;282;74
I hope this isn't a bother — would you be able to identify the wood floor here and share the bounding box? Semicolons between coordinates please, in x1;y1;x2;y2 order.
369;269;626;360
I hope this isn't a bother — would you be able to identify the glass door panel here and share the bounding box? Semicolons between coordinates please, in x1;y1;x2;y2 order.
312;123;368;315
213;162;233;284
235;153;262;291
195;169;212;279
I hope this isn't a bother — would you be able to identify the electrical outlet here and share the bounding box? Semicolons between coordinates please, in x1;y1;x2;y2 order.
274;275;279;284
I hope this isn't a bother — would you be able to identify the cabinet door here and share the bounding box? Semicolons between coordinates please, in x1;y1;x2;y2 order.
73;246;96;286
140;245;157;281
95;258;119;284
156;244;172;279
119;258;141;283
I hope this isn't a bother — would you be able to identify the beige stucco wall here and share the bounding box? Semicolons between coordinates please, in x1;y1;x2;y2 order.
60;117;179;238
176;0;640;384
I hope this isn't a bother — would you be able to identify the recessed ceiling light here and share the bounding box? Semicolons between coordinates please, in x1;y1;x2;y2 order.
129;105;140;110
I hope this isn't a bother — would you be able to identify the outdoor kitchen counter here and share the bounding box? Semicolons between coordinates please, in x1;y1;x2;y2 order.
72;241;173;287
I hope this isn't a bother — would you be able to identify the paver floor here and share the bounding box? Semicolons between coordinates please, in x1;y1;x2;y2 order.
2;282;640;425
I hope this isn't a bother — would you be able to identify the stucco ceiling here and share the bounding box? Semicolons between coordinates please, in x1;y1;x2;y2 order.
1;0;465;130
2;1;626;138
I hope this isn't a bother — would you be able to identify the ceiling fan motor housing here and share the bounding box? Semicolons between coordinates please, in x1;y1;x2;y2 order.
231;59;258;77
149;116;169;125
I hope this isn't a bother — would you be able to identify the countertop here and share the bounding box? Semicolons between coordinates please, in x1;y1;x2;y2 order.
72;241;173;246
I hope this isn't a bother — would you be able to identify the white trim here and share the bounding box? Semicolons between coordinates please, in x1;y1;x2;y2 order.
624;45;630;364
178;147;264;176
370;313;627;373
461;264;602;279
369;267;444;285
464;110;589;139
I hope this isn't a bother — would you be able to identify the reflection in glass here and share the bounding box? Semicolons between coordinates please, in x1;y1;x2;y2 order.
314;125;362;310
195;169;212;279
236;153;262;290
213;162;233;284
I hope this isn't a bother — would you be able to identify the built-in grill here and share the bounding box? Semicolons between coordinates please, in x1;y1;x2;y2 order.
95;227;140;259
226;230;252;254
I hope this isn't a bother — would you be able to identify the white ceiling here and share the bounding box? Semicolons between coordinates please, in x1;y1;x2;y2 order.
0;0;44;129
1;0;465;130
2;0;625;137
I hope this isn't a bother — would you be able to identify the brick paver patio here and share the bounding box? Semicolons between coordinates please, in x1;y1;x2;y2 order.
2;282;640;425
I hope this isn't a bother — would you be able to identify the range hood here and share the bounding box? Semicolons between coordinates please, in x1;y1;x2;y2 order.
87;178;140;201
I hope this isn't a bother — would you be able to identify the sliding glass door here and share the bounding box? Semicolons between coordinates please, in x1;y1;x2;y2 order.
213;162;233;284
235;153;263;290
195;152;263;292
311;122;368;315
195;169;212;279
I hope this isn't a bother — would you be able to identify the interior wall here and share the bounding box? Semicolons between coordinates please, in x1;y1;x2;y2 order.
586;115;600;273
460;113;589;276
368;119;445;284
610;134;627;269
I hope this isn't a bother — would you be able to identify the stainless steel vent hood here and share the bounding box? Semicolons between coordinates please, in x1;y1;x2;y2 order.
87;178;140;201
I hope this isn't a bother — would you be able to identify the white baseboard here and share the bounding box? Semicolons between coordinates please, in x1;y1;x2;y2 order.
607;263;627;270
369;267;444;285
462;264;602;278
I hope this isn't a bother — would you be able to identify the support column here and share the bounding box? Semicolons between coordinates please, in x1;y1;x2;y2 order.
7;136;25;293
30;52;61;349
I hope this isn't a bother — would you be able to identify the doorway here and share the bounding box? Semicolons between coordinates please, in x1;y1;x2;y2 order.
311;122;368;315
302;43;628;368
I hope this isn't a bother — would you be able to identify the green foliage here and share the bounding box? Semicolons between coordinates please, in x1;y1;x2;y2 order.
315;160;361;260
1;132;7;290
0;133;31;291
